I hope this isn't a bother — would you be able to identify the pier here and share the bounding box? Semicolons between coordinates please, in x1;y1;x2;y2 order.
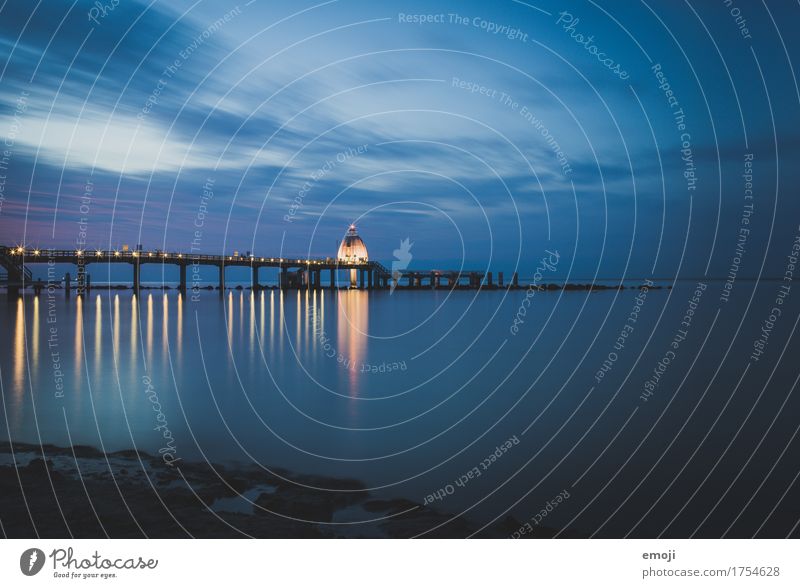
0;245;516;295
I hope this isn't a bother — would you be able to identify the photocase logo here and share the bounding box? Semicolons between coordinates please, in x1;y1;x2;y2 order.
87;0;120;26
391;238;413;293
20;548;45;576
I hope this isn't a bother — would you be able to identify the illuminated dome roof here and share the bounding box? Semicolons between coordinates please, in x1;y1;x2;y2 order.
337;224;368;262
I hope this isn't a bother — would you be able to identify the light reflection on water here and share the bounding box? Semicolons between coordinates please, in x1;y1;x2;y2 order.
1;284;798;534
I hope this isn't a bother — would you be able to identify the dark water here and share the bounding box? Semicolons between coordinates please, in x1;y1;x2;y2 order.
2;281;799;537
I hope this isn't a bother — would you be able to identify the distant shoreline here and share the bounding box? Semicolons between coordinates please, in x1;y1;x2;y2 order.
2;282;672;293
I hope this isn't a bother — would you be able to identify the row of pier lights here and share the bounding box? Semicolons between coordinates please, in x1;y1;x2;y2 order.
2;246;521;295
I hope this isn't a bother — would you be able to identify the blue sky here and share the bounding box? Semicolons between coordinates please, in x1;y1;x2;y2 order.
0;0;798;277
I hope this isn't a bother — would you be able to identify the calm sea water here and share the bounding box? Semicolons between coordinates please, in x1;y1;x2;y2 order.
1;281;799;536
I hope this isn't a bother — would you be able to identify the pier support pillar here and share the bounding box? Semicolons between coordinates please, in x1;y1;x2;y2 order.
314;269;321;289
512;272;519;288
367;269;373;290
218;264;225;293
65;272;71;297
179;264;187;293
280;267;288;290
330;268;335;289
86;274;91;292
252;266;259;291
5;262;22;297
133;263;140;293
358;269;364;289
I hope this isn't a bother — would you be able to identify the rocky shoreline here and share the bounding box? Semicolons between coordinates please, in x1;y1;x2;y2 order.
0;442;581;538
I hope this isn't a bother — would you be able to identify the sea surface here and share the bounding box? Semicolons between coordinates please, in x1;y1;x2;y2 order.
1;280;799;537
